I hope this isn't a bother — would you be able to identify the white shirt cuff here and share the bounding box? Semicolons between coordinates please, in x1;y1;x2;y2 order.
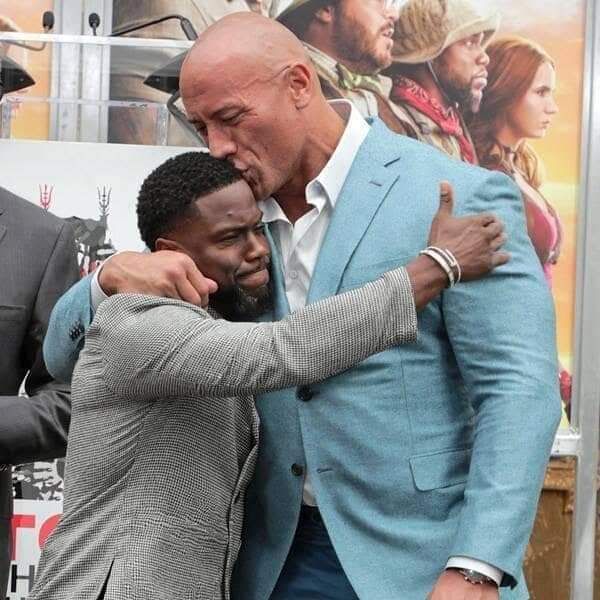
90;256;114;311
446;556;503;586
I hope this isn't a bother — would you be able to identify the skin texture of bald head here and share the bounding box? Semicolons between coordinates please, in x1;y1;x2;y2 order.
181;13;309;100
180;13;345;222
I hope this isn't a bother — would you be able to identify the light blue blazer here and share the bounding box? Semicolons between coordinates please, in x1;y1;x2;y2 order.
44;119;561;600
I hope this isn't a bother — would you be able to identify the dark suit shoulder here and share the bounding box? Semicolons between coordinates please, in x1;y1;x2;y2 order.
0;186;69;238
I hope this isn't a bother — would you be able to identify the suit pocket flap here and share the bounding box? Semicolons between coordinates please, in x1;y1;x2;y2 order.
409;447;471;491
0;305;26;322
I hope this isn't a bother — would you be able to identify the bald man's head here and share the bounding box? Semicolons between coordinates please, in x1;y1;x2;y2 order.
181;13;312;101
179;13;329;202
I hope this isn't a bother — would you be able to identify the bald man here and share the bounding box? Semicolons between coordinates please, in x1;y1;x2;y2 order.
44;13;560;600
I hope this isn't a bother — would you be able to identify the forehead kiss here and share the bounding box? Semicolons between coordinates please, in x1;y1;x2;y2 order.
136;151;270;279
179;13;316;200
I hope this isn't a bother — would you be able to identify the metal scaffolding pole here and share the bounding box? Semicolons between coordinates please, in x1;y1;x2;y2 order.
571;0;600;597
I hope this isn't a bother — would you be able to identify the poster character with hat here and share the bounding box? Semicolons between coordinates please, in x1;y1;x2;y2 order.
275;0;419;135
386;0;499;163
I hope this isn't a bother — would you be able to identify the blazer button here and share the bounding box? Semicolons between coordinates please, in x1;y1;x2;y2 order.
291;463;304;477
297;386;314;402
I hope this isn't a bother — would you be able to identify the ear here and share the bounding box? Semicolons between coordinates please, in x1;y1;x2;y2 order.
287;63;313;109
314;4;336;25
155;237;186;254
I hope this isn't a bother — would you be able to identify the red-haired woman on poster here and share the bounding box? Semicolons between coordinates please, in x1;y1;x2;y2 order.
469;36;571;409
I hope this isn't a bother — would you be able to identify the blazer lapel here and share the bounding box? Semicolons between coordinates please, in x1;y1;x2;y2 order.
307;120;402;304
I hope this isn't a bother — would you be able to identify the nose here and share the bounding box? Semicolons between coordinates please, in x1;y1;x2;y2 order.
246;230;269;262
547;96;559;115
477;49;490;67
207;126;236;160
385;7;399;21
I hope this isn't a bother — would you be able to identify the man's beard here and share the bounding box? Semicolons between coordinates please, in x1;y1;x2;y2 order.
210;282;273;322
453;83;483;114
432;63;482;113
332;11;390;74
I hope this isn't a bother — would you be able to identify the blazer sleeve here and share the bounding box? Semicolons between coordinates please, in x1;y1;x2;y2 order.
0;221;79;464
442;172;562;587
43;274;93;383
98;267;417;400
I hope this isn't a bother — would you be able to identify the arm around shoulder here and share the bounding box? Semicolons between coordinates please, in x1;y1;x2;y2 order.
43;273;93;382
98;267;417;401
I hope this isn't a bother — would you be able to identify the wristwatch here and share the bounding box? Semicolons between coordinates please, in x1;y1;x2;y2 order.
453;568;498;587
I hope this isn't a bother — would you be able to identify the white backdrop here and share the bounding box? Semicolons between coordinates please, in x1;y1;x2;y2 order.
1;139;199;252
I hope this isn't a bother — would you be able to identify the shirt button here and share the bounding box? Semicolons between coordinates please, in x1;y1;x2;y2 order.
291;463;304;477
297;386;314;402
289;270;298;280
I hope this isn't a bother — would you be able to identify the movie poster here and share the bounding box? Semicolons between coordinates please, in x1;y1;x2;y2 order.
0;0;588;597
274;0;584;425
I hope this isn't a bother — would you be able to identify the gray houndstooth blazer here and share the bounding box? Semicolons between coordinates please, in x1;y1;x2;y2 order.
29;267;417;600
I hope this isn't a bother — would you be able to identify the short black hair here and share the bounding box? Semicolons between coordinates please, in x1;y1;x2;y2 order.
137;151;242;249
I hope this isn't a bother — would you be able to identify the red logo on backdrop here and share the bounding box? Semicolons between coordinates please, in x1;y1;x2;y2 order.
10;513;61;560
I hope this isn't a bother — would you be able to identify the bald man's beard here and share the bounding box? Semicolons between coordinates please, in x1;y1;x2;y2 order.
210;281;273;322
332;11;391;74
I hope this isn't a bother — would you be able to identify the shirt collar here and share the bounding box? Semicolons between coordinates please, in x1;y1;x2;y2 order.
260;100;370;223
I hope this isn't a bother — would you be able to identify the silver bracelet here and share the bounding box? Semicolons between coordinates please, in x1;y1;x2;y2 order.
444;248;462;284
419;248;455;287
429;247;462;285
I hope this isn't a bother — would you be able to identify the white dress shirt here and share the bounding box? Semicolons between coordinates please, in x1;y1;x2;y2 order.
259;100;368;504
90;99;502;586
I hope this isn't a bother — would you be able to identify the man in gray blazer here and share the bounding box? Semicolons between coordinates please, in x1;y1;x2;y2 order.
0;186;78;596
33;151;505;600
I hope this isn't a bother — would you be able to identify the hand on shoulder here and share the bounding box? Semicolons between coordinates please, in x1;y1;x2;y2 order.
99;250;218;307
